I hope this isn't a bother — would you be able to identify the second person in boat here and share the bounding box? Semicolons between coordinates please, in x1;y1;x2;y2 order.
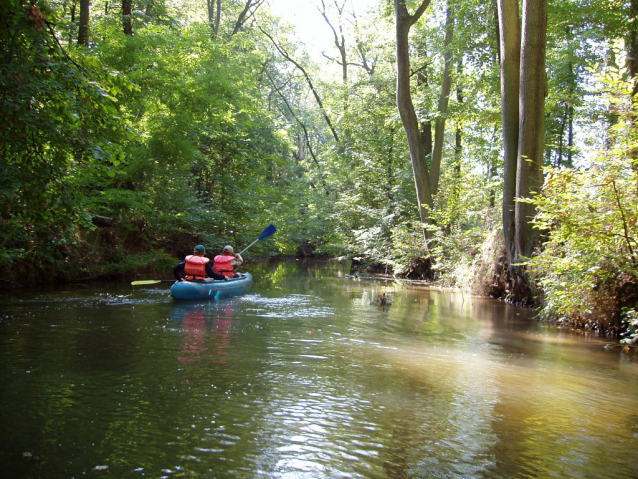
214;245;243;278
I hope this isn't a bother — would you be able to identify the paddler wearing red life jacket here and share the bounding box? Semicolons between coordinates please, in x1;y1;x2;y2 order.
213;245;243;278
174;245;228;282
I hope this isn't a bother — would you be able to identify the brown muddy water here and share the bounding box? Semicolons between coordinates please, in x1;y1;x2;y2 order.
1;259;637;478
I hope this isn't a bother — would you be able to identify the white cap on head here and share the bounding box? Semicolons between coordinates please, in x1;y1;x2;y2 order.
223;245;234;254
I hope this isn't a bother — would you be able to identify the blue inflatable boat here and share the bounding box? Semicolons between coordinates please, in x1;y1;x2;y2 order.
170;273;253;300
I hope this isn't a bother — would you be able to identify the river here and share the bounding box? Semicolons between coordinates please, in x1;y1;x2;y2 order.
1;259;637;478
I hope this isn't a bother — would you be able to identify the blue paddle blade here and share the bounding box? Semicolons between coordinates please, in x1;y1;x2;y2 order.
258;224;277;240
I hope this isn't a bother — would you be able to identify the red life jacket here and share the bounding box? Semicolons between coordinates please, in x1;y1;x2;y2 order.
184;255;209;280
214;255;235;277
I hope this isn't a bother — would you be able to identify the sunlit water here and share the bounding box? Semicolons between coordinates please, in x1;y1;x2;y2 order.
1;260;637;478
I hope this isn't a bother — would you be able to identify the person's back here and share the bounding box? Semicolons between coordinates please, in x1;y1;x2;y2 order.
184;254;209;280
214;245;243;278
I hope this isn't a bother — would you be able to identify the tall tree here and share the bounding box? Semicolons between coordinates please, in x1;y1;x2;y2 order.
497;0;520;283
395;0;433;242
515;0;547;260
497;0;547;303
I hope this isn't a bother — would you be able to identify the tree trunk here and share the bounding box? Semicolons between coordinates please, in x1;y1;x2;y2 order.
514;0;547;262
214;0;222;36
557;103;567;167
430;1;454;196
297;132;304;161
567;103;573;165
416;42;432;163
455;62;463;168
207;0;215;26
496;0;547;304
496;0;520;276
497;0;546;304
77;0;89;46
395;0;433;241
122;0;133;35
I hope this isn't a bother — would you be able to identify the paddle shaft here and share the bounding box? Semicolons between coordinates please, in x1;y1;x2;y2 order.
238;224;277;255
238;238;259;255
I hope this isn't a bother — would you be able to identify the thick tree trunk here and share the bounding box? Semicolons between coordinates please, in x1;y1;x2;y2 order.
499;0;547;304
77;0;90;46
395;0;433;241
497;0;546;304
497;0;520;274
515;0;547;262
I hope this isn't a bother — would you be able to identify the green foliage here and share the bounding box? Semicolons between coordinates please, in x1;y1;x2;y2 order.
527;161;637;323
526;57;638;329
0;0;300;279
0;0;135;270
425;151;502;286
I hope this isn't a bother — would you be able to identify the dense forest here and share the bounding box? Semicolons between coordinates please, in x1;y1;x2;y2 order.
1;0;637;343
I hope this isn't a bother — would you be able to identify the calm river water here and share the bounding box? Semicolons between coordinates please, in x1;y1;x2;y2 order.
1;259;637;479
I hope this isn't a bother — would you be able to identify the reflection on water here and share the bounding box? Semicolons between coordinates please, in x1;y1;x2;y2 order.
0;259;637;478
172;302;234;364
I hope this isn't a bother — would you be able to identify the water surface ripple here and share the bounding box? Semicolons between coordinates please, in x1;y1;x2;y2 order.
1;260;637;478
